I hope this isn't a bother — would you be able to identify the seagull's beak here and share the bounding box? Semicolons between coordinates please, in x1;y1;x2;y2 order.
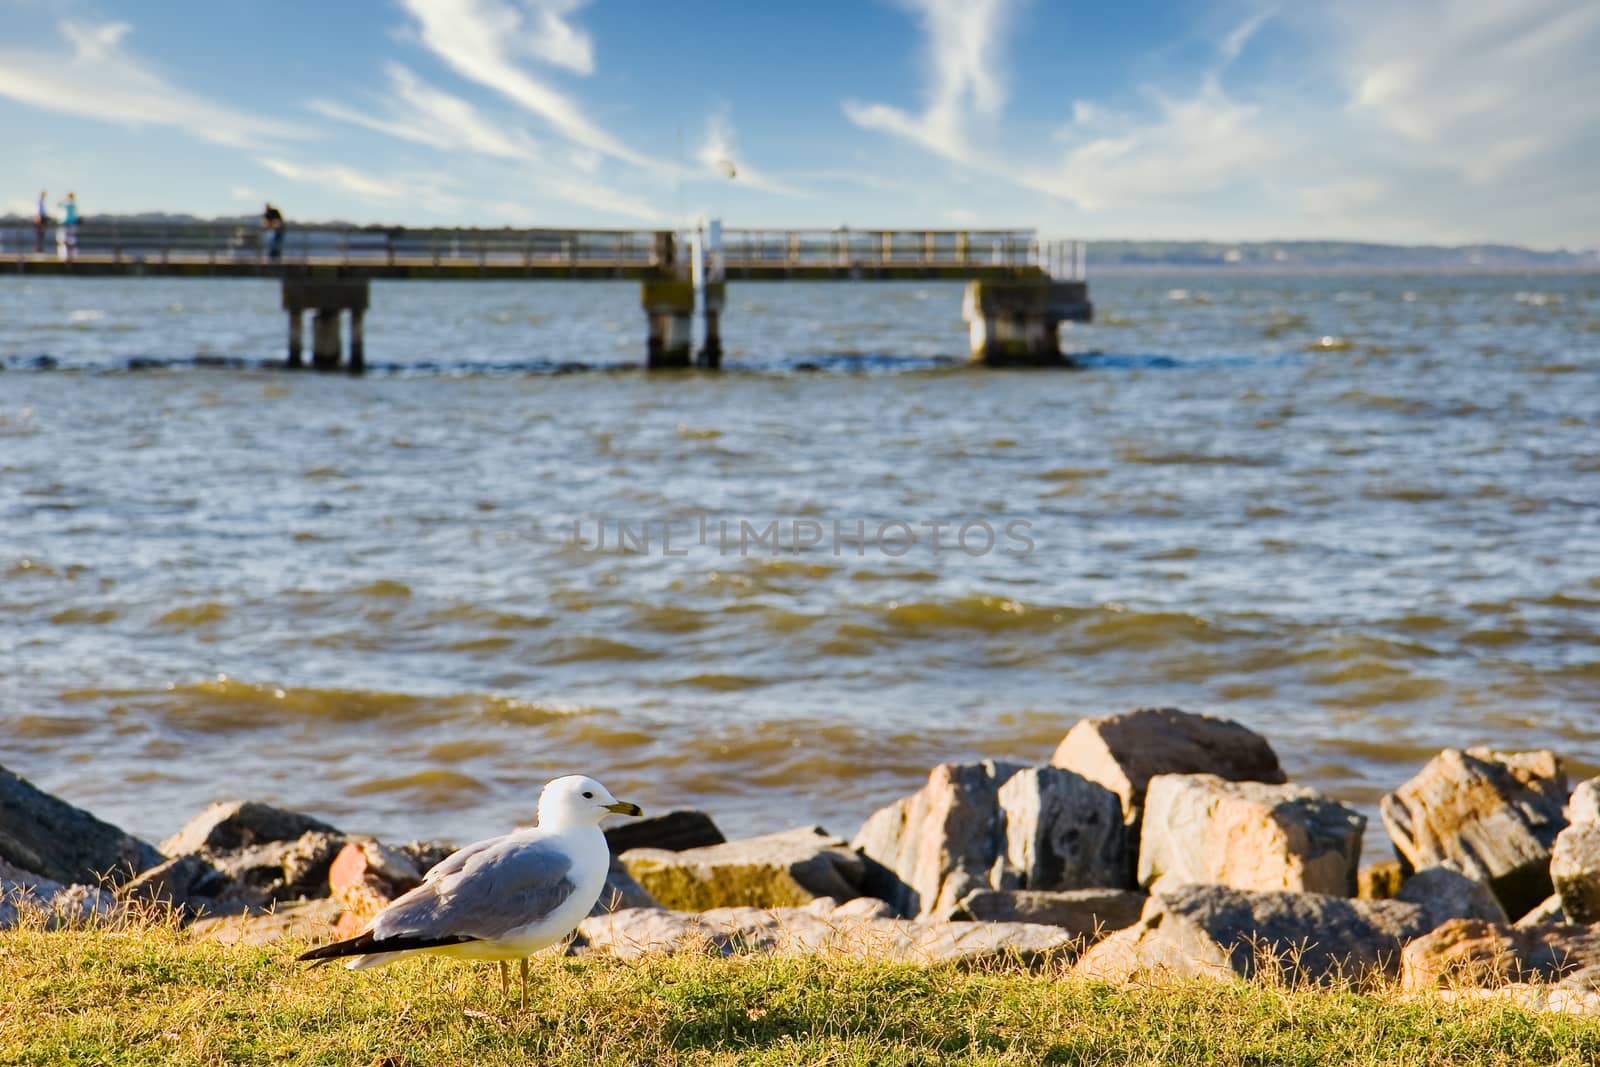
604;800;643;817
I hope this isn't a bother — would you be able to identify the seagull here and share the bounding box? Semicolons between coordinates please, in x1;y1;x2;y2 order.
299;774;642;1006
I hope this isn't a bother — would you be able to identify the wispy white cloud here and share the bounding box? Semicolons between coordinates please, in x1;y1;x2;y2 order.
307;61;662;221
695;109;806;197
399;0;663;170
490;176;664;222
1331;0;1600;181
260;158;412;200
846;0;1600;243
0;19;303;149
1028;78;1293;212
311;63;540;161
843;0;1014;164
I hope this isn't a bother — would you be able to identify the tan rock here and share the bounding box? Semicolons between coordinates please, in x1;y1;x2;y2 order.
1394;866;1507;926
205;831;346;904
191;898;343;947
1566;779;1600;826
329;838;422;928
1359;860;1405;900
1380;748;1567;918
160;801;339;857
1427;984;1600;1016
853;761;1022;918
1400;918;1600;990
1050;707;1284;826
1076;882;1494;986
622;826;863;911
1138;775;1365;896
594;858;657;916
574;902;1078;966
997;768;1130;892
603;809;724;854
1551;822;1600;925
116;854;231;916
1516;894;1567;928
0;866;118;930
952;888;1145;943
852;761;1129;919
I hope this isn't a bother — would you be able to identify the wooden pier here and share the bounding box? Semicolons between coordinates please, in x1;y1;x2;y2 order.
2;220;1091;369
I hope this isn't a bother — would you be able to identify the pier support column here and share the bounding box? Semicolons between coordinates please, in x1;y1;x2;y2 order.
698;281;725;369
961;278;1092;366
312;310;342;370
349;310;365;373
281;277;371;372
642;278;694;369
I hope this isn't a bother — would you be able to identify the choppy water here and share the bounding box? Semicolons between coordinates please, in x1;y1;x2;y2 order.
2;273;1598;847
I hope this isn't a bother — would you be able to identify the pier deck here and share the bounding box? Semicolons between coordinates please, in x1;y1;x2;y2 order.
3;221;1090;368
4;223;1078;282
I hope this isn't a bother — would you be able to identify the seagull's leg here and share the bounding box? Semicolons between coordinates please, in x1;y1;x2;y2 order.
520;958;529;1011
499;960;509;1002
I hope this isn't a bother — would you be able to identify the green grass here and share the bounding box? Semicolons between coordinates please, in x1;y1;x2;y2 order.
3;921;1600;1066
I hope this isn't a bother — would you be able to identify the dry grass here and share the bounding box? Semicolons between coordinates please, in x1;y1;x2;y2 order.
2;914;1599;1066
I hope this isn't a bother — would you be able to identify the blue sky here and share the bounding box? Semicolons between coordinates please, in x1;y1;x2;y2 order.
2;0;1595;245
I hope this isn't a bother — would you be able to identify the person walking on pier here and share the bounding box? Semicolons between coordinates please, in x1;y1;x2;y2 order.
262;202;285;262
56;192;79;262
33;190;47;253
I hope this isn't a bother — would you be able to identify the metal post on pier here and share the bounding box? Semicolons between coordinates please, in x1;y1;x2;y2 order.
698;219;725;369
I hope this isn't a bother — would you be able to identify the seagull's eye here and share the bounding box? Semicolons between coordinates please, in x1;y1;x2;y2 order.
582;791;594;799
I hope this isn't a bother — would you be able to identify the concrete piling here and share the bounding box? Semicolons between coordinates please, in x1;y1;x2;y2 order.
349;310;365;373
641;278;694;368
282;277;371;372
312;310;342;370
699;282;725;369
287;308;304;368
961;278;1092;365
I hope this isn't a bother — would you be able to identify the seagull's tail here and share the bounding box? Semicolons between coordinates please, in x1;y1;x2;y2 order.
297;929;477;965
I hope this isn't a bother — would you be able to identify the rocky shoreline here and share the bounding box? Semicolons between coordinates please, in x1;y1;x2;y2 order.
5;706;1599;1010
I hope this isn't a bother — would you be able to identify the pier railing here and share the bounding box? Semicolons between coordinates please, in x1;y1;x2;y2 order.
1;220;1087;279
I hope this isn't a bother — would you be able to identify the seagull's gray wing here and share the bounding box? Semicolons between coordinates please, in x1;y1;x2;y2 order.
372;834;578;943
419;835;504;884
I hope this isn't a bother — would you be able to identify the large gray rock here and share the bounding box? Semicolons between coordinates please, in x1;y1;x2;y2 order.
1402;918;1600;989
116;853;235;916
1051;707;1284;826
1138;775;1366;896
160;801;340;857
1380;748;1568;919
854;761;1022;918
118;830;347;917
396;840;457;876
594;858;658;915
621;826;864;910
1;855;119;929
575;899;1078;966
1394;866;1508;926
1516;894;1567;928
190;897;343;947
1567;779;1600;826
852;761;1129;919
1;763;162;886
997;768;1131;892
604;809;724;854
1551;822;1600;924
1076;881;1502;985
205;830;346;904
953;888;1145;943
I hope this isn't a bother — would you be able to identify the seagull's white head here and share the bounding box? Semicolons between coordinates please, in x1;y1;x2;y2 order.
537;774;642;829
